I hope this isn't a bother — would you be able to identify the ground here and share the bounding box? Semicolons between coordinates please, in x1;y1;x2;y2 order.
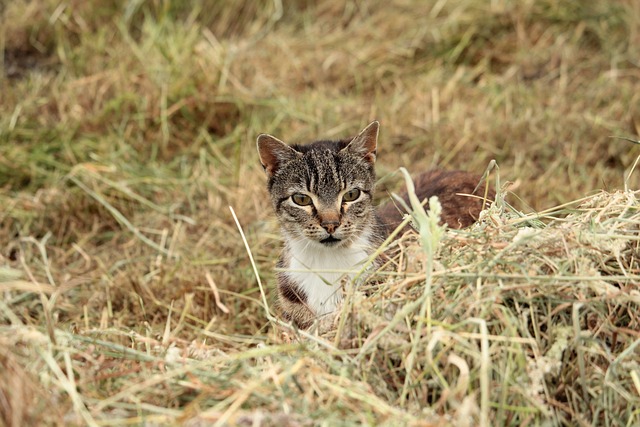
1;1;640;425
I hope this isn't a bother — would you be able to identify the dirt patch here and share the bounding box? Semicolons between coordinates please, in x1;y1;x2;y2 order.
3;47;55;78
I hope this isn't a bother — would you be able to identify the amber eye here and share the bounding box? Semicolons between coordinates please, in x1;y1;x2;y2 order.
342;189;361;202
292;193;313;206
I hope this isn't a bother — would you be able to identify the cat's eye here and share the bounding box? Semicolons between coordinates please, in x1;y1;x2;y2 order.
342;189;361;202
292;193;313;206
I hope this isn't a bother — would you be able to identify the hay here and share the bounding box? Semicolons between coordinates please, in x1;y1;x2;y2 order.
1;188;639;425
2;0;640;425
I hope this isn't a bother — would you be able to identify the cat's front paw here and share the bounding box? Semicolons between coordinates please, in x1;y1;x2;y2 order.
308;309;340;336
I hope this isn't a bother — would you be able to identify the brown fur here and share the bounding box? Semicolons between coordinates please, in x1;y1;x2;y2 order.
377;169;495;233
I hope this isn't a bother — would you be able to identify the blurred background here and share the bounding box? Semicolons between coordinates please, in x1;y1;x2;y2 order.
1;1;640;424
3;0;639;206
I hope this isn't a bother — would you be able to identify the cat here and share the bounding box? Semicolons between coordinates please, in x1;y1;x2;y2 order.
257;121;493;329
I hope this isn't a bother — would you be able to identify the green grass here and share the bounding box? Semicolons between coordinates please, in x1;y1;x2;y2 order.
1;0;640;425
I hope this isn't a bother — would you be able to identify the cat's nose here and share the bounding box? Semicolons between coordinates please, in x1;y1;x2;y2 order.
321;220;340;234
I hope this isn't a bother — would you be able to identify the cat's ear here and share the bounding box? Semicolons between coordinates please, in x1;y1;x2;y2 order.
257;134;301;177
343;121;379;164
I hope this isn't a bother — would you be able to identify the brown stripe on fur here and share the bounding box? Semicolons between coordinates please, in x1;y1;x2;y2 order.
278;275;308;305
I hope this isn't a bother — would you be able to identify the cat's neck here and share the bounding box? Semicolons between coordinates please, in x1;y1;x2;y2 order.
281;225;377;316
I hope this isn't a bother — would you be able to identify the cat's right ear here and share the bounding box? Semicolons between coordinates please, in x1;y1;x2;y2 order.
343;121;379;164
257;134;301;177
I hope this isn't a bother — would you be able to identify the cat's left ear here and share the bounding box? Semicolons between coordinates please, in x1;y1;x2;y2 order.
343;121;379;164
257;134;301;177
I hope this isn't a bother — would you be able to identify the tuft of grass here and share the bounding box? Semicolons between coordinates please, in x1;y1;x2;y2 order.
2;0;640;425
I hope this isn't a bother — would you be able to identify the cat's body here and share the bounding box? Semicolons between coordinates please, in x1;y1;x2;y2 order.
257;122;493;329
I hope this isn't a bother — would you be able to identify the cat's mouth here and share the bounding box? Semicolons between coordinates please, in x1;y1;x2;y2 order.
319;236;342;245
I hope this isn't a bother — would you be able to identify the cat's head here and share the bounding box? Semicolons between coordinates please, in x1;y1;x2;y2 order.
257;121;380;249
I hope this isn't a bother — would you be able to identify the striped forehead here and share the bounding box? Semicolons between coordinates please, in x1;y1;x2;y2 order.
305;149;343;197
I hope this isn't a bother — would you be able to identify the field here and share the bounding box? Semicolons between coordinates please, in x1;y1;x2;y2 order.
2;1;640;425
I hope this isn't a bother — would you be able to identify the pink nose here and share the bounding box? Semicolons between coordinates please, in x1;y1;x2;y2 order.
321;220;340;234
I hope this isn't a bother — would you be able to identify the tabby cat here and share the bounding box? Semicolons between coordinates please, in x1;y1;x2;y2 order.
257;121;493;329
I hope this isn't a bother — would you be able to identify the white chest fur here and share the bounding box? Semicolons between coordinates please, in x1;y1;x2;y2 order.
283;233;373;317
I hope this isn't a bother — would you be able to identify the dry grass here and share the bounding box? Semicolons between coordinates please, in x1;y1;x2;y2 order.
1;0;640;425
